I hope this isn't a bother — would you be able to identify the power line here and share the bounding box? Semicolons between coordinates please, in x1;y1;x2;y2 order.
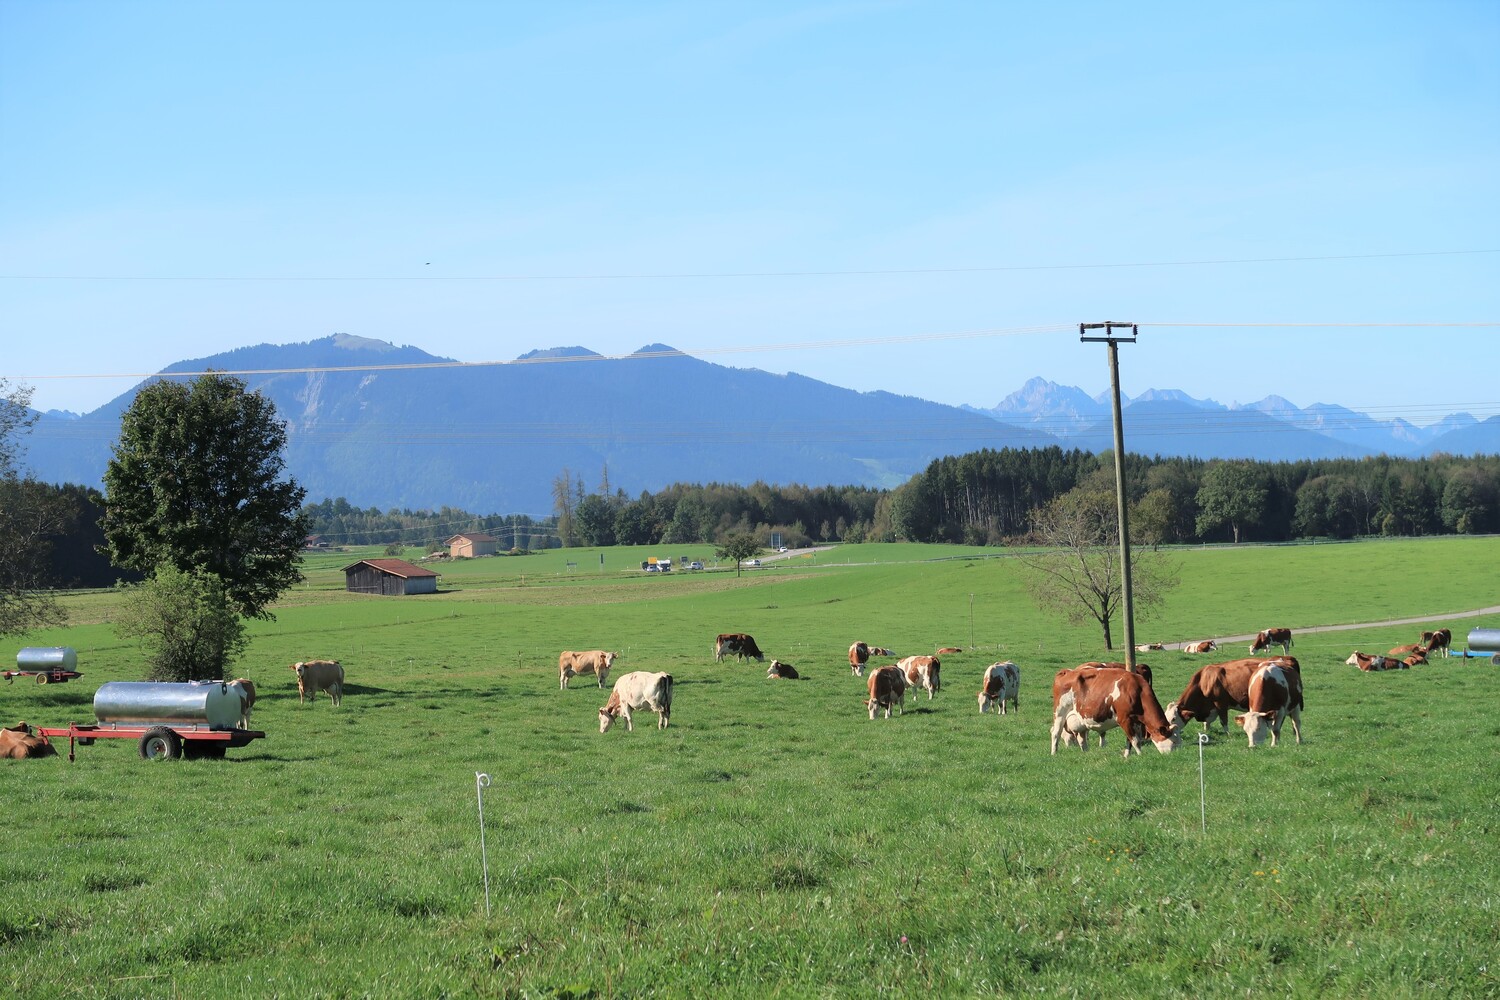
2;248;1494;282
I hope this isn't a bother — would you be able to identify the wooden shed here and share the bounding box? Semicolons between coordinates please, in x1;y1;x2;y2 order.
445;532;499;558
343;558;440;596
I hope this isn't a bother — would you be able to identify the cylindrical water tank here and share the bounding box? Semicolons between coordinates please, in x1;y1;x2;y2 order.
93;681;241;729
1467;628;1500;651
16;647;77;670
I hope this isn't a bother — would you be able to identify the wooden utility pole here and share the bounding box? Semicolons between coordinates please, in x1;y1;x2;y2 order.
1079;322;1139;669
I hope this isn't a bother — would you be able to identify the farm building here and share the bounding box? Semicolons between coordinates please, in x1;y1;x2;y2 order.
445;532;499;558
343;559;440;596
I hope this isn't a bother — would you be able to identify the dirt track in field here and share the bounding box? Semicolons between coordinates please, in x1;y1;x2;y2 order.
1163;605;1500;652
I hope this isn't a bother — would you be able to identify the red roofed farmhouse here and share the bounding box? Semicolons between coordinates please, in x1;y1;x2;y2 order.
343;558;440;596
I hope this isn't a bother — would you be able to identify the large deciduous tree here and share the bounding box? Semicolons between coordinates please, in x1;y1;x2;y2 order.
103;374;309;621
0;380;70;636
1195;461;1267;543
1016;487;1178;650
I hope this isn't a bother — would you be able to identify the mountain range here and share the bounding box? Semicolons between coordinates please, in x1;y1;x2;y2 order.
21;335;1498;514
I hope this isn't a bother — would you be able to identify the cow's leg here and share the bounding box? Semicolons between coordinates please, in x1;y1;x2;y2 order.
1287;707;1302;744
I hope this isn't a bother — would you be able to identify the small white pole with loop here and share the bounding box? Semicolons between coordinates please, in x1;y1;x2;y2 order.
475;771;493;916
1197;733;1210;833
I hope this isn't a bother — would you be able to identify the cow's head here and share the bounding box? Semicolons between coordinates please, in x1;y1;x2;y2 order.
1344;652;1363;666
1149;728;1182;754
1233;711;1273;747
1163;700;1186;734
598;706;620;733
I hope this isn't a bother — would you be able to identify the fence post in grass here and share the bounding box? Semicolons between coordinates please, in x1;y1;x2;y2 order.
475;772;493;916
1197;734;1209;833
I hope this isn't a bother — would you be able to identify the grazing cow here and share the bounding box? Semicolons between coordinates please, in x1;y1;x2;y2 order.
558;650;619;689
1049;664;1151;749
598;672;673;732
898;655;941;700
1388;644;1428;664
291;659;344;705
766;659;800;680
977;661;1020;715
1249;628;1294;655
1233;663;1297;747
848;642;871;676
866;665;907;720
1421;628;1452;658
1182;640;1218;654
226;678;257;730
714;633;765;663
936;647;964;655
1135;642;1165;652
1050;667;1180;758
1165;657;1303;742
0;722;56;759
1345;651;1401;671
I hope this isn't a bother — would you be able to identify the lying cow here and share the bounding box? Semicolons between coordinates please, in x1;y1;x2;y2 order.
227;678;256;730
899;655;941;700
1388;643;1427;664
599;671;673;732
1182;640;1218;654
766;659;800;680
291;659;344;705
1135;642;1165;652
977;661;1020;715
1232;662;1298;747
936;646;964;655
1165;657;1302;742
714;633;765;663
0;722;56;759
1051;667;1180;758
866;665;907;719
1249;628;1294;655
1421;628;1452;658
1346;651;1402;671
559;650;618;689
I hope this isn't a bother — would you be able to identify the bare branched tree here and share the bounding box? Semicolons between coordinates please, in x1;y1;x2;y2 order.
1014;488;1178;650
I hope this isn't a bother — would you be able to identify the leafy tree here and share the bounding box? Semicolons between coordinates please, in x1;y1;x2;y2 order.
0;380;70;637
715;531;763;577
1195;461;1267;543
574;493;617;546
102;374;309;619
114;565;248;681
1441;468;1497;534
1016;488;1178;650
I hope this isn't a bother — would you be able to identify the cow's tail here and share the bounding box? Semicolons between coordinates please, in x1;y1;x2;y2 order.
661;674;674;725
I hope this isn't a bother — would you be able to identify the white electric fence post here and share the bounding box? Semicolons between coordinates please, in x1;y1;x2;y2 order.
475;772;493;916
1197;734;1209;833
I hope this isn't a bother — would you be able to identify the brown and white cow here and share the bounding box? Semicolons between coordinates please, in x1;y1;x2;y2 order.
1165;657;1302;742
559;650;619;689
1182;640;1218;654
1050;667;1180;758
936;647;964;655
848;642;871;676
1388;643;1428;664
1135;642;1165;652
0;722;56;759
1345;651;1401;671
714;633;765;663
1249;628;1294;655
1049;663;1154;749
766;659;800;680
1232;662;1298;747
866;665;907;720
598;671;673;732
898;655;941;700
226;678;257;729
291;659;344;705
977;661;1020;715
1421;628;1452;658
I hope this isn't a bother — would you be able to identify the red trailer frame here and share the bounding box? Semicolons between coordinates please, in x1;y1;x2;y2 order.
36;722;266;761
4;669;83;685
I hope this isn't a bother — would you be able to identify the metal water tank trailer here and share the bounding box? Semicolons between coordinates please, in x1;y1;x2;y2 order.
93;681;243;730
16;646;78;671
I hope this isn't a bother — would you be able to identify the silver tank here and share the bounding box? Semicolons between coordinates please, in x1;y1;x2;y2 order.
1467;628;1500;651
93;680;241;729
17;646;77;670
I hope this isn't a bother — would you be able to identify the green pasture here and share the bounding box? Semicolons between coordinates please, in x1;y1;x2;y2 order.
3;537;1498;998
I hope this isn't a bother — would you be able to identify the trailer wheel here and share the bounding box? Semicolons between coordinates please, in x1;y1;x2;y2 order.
138;727;182;761
35;672;48;685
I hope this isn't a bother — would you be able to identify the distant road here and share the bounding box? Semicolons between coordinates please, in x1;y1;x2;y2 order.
1166;606;1500;651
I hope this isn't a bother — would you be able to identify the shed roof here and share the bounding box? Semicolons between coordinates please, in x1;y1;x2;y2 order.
445;532;499;544
342;558;440;579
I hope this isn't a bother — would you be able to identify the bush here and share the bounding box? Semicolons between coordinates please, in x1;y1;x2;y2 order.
113;565;247;681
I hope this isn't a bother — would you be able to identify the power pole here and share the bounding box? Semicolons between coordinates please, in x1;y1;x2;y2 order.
1079;322;1139;670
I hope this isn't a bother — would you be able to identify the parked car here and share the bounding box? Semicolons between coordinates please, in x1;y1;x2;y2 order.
689;561;705;570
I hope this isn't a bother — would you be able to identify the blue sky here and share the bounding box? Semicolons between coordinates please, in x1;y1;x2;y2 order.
2;1;1496;426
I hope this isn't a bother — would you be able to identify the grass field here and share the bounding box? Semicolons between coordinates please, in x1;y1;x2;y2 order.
3;537;1498;998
